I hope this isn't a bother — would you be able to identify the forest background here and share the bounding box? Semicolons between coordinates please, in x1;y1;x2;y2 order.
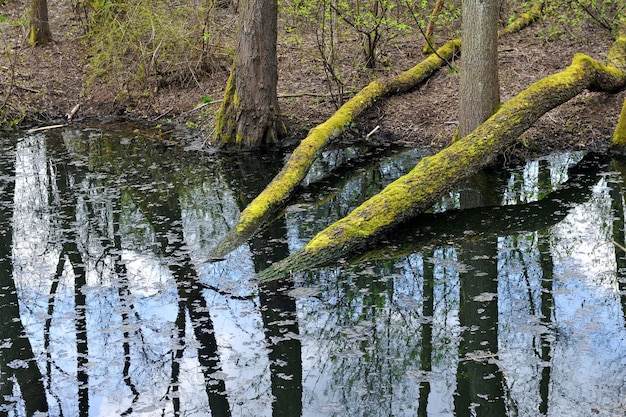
0;0;624;154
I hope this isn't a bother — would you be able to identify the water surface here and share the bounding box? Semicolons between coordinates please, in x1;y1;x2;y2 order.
1;125;625;416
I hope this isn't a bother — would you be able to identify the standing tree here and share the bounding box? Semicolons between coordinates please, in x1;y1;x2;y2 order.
212;0;284;149
28;0;52;46
457;0;500;138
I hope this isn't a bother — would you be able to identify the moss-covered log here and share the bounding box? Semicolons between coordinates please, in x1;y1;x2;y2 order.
209;2;546;258
210;39;461;257
259;52;626;282
351;153;608;264
498;1;544;37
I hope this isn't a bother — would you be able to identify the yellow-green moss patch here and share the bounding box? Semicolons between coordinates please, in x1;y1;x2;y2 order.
301;50;626;260
613;98;626;148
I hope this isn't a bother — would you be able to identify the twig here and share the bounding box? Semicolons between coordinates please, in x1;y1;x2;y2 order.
66;103;81;122
0;82;41;94
26;124;67;134
611;239;626;252
191;98;224;112
279;92;330;99
366;125;380;140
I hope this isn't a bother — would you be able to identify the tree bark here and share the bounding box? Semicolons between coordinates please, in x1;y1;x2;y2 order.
212;0;283;149
611;23;626;152
458;0;500;138
259;52;626;282
29;0;52;46
209;2;544;258
614;97;626;150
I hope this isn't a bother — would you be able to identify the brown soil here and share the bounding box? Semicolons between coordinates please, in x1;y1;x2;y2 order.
1;0;624;155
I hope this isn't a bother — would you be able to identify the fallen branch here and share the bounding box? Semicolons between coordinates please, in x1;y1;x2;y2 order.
192;92;332;112
66;103;81;122
0;82;41;94
26;124;68;134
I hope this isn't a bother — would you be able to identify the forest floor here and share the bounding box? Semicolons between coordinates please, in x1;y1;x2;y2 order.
1;0;625;156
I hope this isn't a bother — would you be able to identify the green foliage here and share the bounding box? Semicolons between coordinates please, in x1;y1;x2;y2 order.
83;0;230;97
333;0;413;68
0;12;28;27
542;0;625;37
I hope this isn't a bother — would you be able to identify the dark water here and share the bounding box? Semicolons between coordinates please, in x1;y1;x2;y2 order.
1;125;625;417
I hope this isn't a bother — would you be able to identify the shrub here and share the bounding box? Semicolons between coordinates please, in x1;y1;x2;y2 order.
83;0;232;97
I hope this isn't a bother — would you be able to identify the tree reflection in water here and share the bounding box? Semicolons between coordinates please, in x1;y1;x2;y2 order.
0;137;48;415
0;127;625;416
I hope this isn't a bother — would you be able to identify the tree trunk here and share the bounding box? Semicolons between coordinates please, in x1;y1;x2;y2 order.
422;0;446;54
614;97;626;150
258;52;626;282
458;0;500;138
208;2;544;259
29;0;52;46
611;24;626;152
212;0;283;149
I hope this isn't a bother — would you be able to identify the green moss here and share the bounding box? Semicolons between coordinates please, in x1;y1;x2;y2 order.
234;79;387;234
608;35;626;69
613;98;626;147
303;49;626;258
391;38;461;90
225;37;457;240
499;1;544;36
213;71;237;144
218;8;626;261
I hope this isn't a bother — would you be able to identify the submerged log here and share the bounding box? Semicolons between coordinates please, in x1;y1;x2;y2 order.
259;52;626;282
210;3;546;258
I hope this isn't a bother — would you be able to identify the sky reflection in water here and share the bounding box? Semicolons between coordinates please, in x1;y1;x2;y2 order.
0;126;625;416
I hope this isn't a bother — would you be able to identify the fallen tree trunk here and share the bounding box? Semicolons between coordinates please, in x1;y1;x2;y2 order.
351;152;608;263
258;52;626;282
209;38;461;257
210;3;545;258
